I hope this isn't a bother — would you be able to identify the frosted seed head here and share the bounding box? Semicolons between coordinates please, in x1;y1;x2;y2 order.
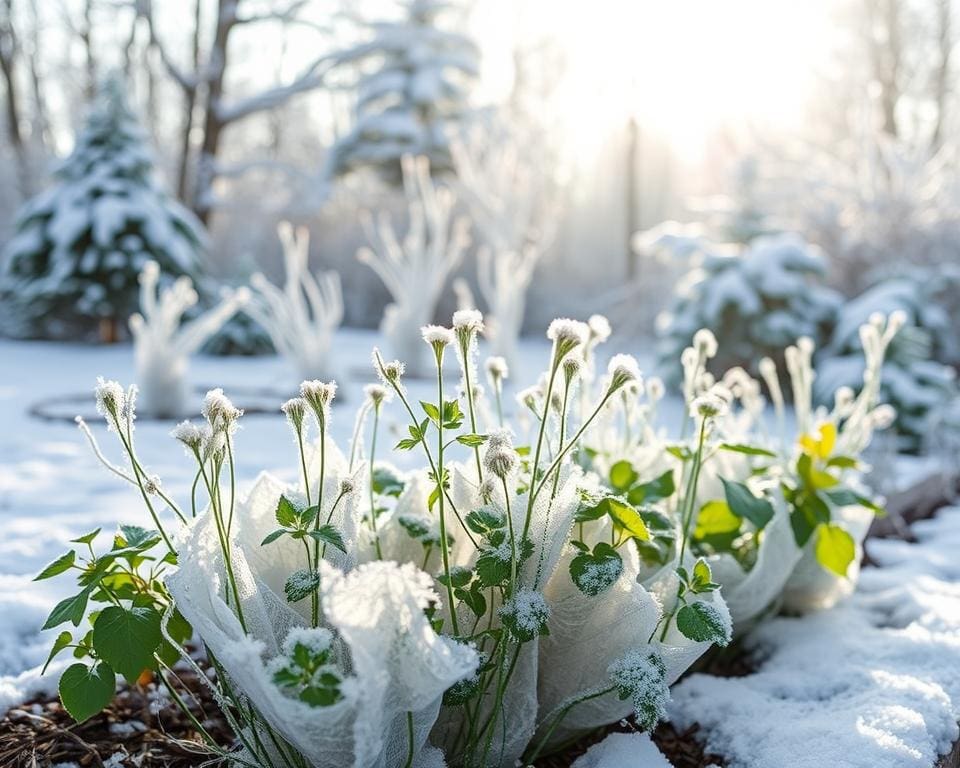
516;385;540;410
693;328;718;359
646;376;665;402
587;314;612;344
171;420;204;451
478;476;498;502
484;446;518;480
562;354;583;384
691;385;731;419
373;348;405;387
487;428;514;449
300;380;337;428
485;356;509;384
547;318;589;362
421;324;456;360
202;388;243;431
200;424;226;462
95;377;126;424
281;397;308;431
607;354;642;394
363;383;391;408
452;309;484;345
338;476;356;496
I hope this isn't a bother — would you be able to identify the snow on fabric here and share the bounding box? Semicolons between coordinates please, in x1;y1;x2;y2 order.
670;506;960;768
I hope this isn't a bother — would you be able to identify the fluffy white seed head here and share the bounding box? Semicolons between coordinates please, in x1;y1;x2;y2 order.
646;376;665;403
300;380;337;428
487;428;514;449
690;385;732;419
562;355;583;384
94;377;126;424
373;348;405;387
281;397;308;431
588;314;612;344
363;383;391;408
547;318;589;362
693;328;718;359
171;420;204;451
452;308;484;336
484;446;518;480
485;356;509;384
607;354;642;394
202;388;243;431
421;325;456;357
517;385;540;410
338;476;356;495
478;476;498;501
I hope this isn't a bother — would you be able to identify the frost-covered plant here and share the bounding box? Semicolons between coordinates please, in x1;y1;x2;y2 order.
246;223;344;383
358;155;471;376
130;261;248;418
815;278;958;453
450;118;562;371
648;229;842;384
41;314;766;768
0;74;205;341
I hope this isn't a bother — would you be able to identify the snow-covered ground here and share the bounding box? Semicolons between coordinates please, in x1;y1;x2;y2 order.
670;506;960;768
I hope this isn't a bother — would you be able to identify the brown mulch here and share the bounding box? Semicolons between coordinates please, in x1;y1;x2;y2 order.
0;666;230;768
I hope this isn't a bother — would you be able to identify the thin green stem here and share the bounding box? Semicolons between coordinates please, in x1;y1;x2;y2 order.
436;352;460;636
403;710;415;768
369;406;384;560
460;340;484;483
525;685;616;764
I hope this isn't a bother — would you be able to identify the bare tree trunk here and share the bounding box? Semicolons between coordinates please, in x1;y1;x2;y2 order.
194;0;237;225
176;0;201;204
80;0;97;97
930;0;952;151
0;0;30;196
867;0;902;138
25;0;47;152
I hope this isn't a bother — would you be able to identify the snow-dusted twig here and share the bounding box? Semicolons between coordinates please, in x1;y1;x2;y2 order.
129;261;248;417
357;154;470;375
246;222;343;383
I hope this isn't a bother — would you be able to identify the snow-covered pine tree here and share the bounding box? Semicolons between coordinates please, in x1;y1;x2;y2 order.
0;75;205;341
328;0;479;183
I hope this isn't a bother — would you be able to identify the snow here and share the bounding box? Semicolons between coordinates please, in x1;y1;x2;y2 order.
571;731;673;768
670;506;960;768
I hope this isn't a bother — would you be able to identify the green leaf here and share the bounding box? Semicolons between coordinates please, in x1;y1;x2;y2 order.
456;434;488;447
676;602;730;646
719;443;777;457
466;507;505;535
395;437;419;451
42;631;73;675
284;569;320;603
721;477;774;530
814;523;856;577
605;498;650;541
428;484;441;512
570;542;623;596
826;455;859;469
825;488;883;515
609;461;638;492
35;551;76;581
694;500;741;538
275;495;299;528
789;492;831;546
59;662;116;723
691;558;713;590
70;529;101;545
43;589;92;630
310;524;346;554
476;551;510;588
627;470;676;505
92;606;162;681
118;525;157;548
261;529;287;546
372;466;405;497
420;401;441;424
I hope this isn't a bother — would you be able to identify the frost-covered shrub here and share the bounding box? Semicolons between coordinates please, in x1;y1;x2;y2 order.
816;278;958;453
650;230;842;384
130;262;248;418
245;223;344;383
39;311;896;765
357;155;470;376
0;75;204;341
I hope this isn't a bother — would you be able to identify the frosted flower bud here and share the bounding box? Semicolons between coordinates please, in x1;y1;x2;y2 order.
587;314;612;344
547;318;589;362
871;404;897;429
478;477;498;501
646;376;665;403
549;390;564;414
200;424;226;462
338;477;356;495
517;386;539;410
281;397;308;431
487;428;514;449
562;355;583;384
452;309;485;348
363;384;391;408
143;474;161;495
300;380;337;428
95;377;126;423
485;356;509;384
607;354;642;394
373;349;405;387
693;329;718;359
484;446;518;480
202;388;242;431
422;325;456;359
691;388;730;419
171;420;204;451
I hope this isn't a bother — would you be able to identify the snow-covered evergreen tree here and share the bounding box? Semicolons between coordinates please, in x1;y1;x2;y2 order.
0;75;205;341
328;0;479;183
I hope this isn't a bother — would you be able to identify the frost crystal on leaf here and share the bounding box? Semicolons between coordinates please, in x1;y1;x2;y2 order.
608;650;670;731
499;588;550;642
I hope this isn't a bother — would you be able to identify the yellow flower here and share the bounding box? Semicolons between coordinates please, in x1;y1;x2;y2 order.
799;421;836;460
